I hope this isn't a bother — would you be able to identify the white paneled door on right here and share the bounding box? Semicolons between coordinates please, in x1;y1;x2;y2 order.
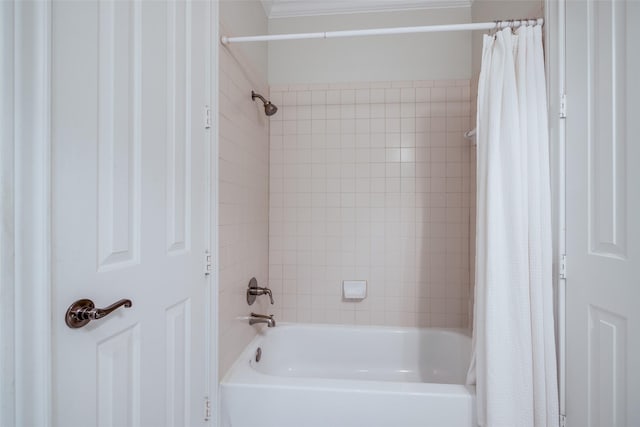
565;1;639;426
51;1;211;426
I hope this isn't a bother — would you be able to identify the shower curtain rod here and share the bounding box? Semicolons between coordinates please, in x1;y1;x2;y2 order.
221;18;543;44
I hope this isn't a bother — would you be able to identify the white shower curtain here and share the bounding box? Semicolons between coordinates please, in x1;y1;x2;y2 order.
467;25;559;427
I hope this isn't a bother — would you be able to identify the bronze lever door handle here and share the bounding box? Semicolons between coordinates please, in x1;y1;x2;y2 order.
65;298;132;328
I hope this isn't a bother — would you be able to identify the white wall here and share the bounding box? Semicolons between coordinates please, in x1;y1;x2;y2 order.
220;0;268;81
268;7;472;85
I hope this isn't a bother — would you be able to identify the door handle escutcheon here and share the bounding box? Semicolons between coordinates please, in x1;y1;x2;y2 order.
65;298;132;329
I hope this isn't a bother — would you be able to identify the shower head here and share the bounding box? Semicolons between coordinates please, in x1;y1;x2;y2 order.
251;91;278;116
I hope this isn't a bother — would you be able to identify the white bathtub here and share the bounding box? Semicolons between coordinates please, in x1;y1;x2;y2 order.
220;324;476;427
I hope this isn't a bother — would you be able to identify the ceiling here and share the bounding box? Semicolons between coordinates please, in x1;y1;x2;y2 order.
261;0;473;19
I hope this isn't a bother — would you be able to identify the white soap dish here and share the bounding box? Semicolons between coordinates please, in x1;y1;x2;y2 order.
343;280;367;301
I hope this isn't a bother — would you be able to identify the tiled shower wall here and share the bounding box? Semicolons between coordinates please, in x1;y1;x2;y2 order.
218;44;270;376
268;80;473;328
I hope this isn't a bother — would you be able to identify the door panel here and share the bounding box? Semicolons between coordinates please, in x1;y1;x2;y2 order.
584;0;628;260
565;1;640;426
51;1;210;425
166;0;192;256
96;325;141;426
96;0;141;271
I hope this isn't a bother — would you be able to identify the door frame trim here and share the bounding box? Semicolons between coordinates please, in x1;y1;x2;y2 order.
1;1;53;425
208;0;220;425
544;0;567;420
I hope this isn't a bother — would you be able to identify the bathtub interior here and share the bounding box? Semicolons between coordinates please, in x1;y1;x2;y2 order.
250;324;471;384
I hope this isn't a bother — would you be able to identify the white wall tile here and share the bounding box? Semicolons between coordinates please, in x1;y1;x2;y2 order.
218;45;269;377
269;79;473;328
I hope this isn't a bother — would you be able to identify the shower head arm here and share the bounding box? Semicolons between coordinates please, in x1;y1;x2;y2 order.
251;91;268;105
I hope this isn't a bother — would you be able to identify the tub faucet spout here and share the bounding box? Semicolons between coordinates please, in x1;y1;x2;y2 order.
249;312;276;327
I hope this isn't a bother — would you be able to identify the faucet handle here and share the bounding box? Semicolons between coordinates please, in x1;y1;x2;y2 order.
246;277;275;305
263;287;274;305
249;286;274;303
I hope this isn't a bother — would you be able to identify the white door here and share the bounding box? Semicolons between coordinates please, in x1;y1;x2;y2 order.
51;1;211;425
565;1;640;426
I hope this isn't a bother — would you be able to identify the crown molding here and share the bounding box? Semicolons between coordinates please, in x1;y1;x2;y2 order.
262;0;473;19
